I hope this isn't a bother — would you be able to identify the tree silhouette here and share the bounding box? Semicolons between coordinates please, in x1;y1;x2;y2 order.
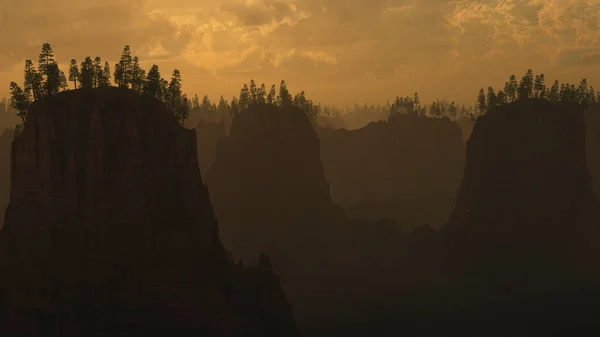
9;82;31;123
131;57;144;93
267;84;276;104
277;80;292;106
93;57;103;87
249;80;258;105
476;88;486;116
69;59;80;89
239;84;249;111
117;45;133;88
142;65;162;100
167;69;182;112
257;83;267;104
80;57;94;89
192;94;200;109
231;96;239;115
486;87;497;110
24;60;42;101
99;62;112;87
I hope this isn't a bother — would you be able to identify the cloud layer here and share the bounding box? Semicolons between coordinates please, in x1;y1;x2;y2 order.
1;0;600;106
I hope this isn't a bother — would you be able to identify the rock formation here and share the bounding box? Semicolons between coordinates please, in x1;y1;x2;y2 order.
455;115;474;141
0;128;13;230
585;107;600;198
441;100;600;296
195;120;227;176
0;87;299;336
318;113;465;231
207;104;345;263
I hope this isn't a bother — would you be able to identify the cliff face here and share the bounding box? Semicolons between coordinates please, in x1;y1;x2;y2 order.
0;128;13;230
195;120;227;176
585;107;600;198
207;104;344;262
0;88;299;336
441;100;600;294
318;114;465;230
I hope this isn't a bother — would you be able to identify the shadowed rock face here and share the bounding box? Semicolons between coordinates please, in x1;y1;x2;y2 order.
585;107;600;199
0;128;13;230
195;120;227;176
317;114;465;231
441;100;600;295
207;104;345;263
0;87;299;337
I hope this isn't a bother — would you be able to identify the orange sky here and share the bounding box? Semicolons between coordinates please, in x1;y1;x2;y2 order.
1;0;600;114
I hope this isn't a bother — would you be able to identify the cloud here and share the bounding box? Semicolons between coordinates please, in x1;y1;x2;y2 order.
553;46;600;67
3;0;600;106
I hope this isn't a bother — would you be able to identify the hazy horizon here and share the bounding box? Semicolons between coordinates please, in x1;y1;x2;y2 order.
1;0;600;108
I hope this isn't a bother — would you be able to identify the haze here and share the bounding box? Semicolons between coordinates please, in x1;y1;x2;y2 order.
1;0;599;107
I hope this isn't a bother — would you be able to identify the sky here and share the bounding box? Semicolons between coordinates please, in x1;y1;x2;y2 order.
1;0;600;109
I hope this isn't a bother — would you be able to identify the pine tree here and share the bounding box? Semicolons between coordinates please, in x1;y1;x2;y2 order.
201;95;212;115
68;59;80;89
45;62;61;96
59;70;68;91
142;65;162;100
267;84;276;104
548;80;560;103
114;63;123;87
249;79;257;104
99;61;112;87
192;94;200;109
118;45;133;88
506;74;518;102
175;94;190;126
131;57;144;93
37;43;54;80
239;84;249;111
277;80;292;106
577;79;588;104
24;60;43;101
167;69;182;112
9;82;31;123
231;96;239;115
217;96;230;120
160;78;169;103
257;83;267;104
38;43;60;96
486;87;497;110
79;57;94;88
449;101;457;121
476;88;486;116
497;90;506;104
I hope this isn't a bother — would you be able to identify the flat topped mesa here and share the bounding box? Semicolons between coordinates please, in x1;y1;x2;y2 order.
0;87;299;337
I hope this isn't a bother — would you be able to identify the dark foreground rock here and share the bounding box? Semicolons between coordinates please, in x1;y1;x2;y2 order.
0;87;299;337
0;128;13;230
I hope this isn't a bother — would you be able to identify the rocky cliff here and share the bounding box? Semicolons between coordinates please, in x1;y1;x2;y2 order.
207;104;345;264
441;100;600;296
195;120;227;176
0;128;13;230
585;107;600;198
317;114;465;230
0;87;299;337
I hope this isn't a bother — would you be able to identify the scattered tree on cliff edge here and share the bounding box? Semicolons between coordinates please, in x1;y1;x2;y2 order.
9;82;31;123
477;88;487;116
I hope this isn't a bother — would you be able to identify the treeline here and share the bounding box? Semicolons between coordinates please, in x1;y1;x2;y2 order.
475;69;597;116
8;44;190;124
188;79;320;122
